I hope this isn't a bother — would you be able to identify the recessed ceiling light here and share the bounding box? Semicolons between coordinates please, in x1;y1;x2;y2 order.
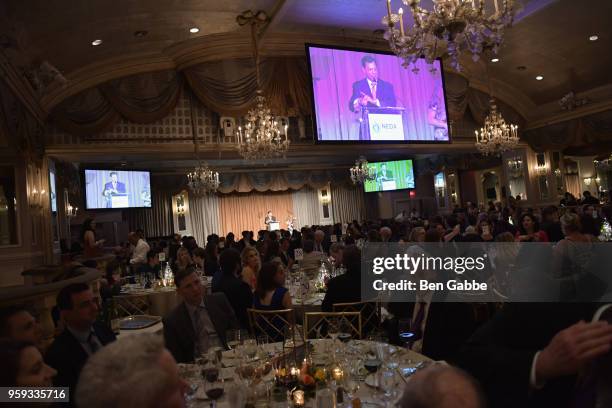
516;65;527;71
536;75;544;81
589;35;599;41
189;27;199;33
91;39;103;46
491;57;500;63
134;30;148;38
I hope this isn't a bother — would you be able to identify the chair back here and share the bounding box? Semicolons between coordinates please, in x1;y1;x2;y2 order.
332;300;380;337
247;308;297;344
592;304;612;408
304;311;361;340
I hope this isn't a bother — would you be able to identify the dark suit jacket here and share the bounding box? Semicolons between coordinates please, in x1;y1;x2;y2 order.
458;302;598;408
349;78;396;112
163;293;240;363
45;322;116;404
102;181;127;195
387;296;476;363
322;273;361;312
213;274;253;330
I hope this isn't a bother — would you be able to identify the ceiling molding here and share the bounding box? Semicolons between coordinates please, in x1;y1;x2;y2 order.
0;52;46;123
525;99;612;130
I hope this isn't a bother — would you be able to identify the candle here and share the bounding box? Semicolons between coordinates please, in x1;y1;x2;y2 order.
293;390;305;407
494;0;499;14
475;130;479;142
290;366;300;376
332;367;344;381
398;8;405;36
386;0;392;26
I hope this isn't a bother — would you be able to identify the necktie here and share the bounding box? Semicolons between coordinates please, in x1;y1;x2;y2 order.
193;307;208;357
87;332;100;354
371;82;377;100
410;302;427;341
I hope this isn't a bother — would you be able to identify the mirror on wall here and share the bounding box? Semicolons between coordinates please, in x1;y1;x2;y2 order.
49;169;59;243
447;172;458;206
0;166;18;246
434;172;446;208
551;152;564;197
506;157;527;200
481;171;500;202
536;153;549;200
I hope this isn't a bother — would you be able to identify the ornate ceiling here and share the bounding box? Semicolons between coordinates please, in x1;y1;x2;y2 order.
1;0;611;126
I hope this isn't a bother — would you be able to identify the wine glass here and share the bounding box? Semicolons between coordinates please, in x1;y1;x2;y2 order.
204;378;224;406
398;318;415;349
327;318;339;341
378;368;396;403
243;338;258;361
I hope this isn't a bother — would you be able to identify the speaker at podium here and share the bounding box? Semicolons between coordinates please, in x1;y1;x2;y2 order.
267;221;280;231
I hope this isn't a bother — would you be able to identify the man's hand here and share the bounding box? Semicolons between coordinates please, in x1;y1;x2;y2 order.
536;320;612;382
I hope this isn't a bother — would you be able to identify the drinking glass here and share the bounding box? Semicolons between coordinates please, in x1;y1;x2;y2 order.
327;318;339;341
315;384;335;408
243;339;258;361
378;368;396;402
398;318;415;349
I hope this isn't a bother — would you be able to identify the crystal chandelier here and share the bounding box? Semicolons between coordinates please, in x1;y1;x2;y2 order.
594;155;612;171
475;99;519;156
187;162;220;195
236;90;289;160
350;156;375;185
382;0;517;72
235;10;290;160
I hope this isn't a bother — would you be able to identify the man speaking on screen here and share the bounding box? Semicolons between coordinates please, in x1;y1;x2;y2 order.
376;163;395;191
102;172;127;208
349;55;397;112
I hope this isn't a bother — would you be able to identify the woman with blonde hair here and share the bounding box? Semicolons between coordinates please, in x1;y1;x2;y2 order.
241;246;261;291
173;247;193;274
408;227;426;243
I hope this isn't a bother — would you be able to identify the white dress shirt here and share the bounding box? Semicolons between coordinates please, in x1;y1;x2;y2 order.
130;238;150;264
353;78;381;109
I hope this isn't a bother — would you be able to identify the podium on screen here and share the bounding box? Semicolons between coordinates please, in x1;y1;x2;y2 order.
362;106;405;141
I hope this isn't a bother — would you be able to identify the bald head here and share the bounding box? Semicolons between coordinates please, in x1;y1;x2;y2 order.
398;365;485;408
380;226;392;241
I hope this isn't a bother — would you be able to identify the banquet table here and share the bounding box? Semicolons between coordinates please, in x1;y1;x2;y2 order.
117;277;212;317
180;339;433;407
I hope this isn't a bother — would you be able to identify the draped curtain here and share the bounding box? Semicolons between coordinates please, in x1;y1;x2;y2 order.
564;174;582;198
331;184;365;224
188;193;220;247
218;170;345;194
217;191;293;236
124;189;174;238
52;70;183;136
291;188;320;229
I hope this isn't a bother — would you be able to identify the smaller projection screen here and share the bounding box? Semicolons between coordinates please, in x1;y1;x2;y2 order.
84;169;151;209
364;159;415;193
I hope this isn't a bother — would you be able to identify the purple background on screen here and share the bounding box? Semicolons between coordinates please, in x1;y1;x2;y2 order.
308;46;449;141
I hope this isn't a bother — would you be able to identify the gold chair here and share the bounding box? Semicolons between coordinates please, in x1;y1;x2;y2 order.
247;308;301;344
304;311;361;340
332;300;381;337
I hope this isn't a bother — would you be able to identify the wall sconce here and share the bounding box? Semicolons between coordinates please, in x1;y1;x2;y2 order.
535;164;548;176
66;202;78;218
176;195;186;215
583;177;593;186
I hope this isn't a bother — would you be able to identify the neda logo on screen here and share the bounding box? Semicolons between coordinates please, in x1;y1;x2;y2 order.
371;253;487;275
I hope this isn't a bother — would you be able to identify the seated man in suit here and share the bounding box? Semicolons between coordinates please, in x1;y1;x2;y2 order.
45;283;116;403
458;302;612;408
213;248;253;330
163;267;240;363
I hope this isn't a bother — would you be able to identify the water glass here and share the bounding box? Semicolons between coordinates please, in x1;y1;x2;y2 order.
315;386;335;408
